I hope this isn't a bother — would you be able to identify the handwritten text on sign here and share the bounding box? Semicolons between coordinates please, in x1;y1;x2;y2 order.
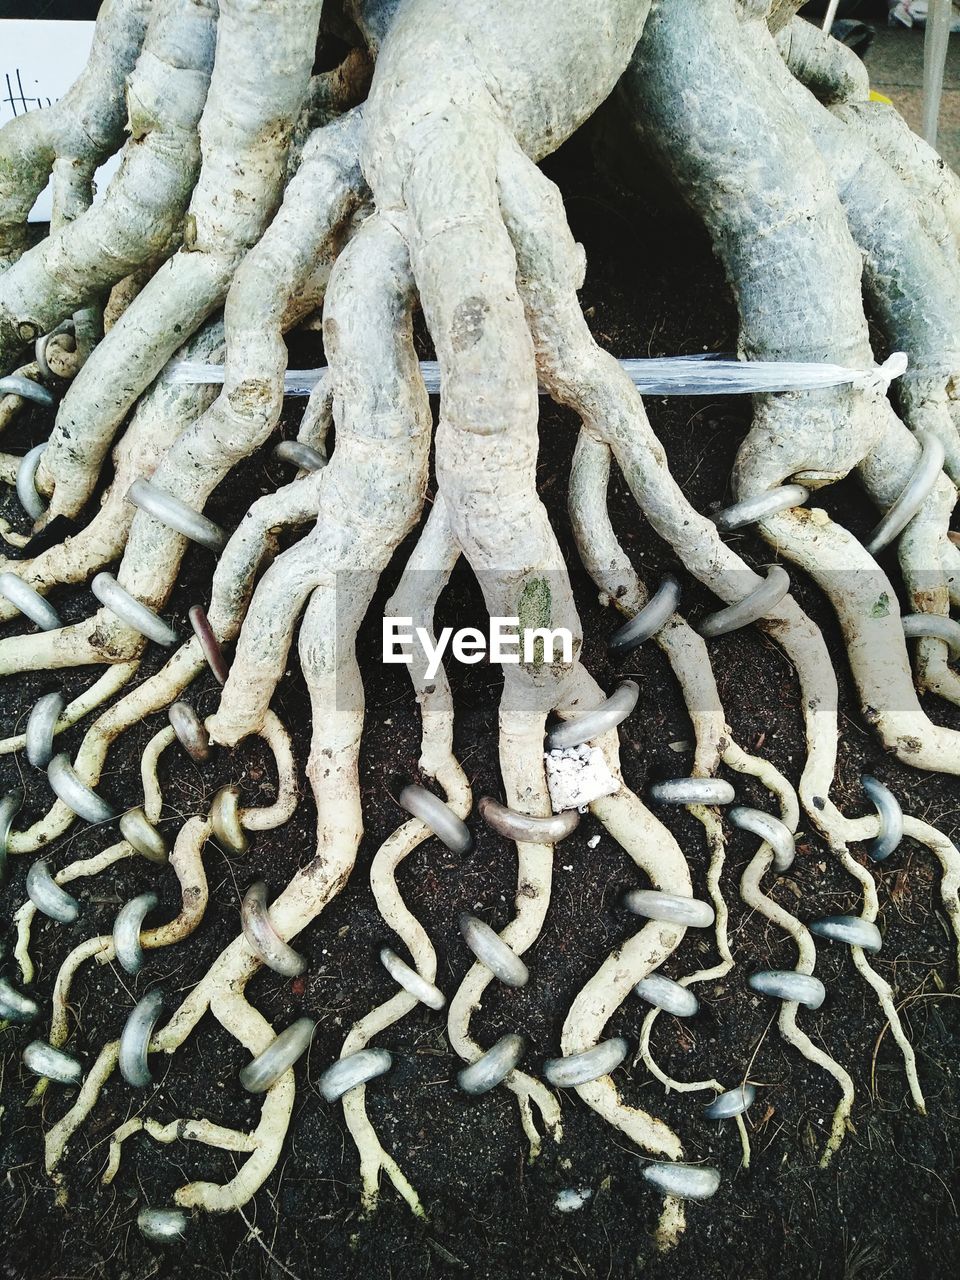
0;20;123;222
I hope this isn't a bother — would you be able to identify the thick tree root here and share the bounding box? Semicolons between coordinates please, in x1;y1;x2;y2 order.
2;0;959;1258
0;321;225;621
0;0;152;270
34;0;325;524
0;0;218;372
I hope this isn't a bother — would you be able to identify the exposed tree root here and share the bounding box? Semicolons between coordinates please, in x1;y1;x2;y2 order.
0;0;152;270
33;0;324;524
341;498;466;1216
0;321;225;620
2;0;960;1258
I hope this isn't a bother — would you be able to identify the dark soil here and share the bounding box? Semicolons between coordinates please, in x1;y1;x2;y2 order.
2;124;959;1280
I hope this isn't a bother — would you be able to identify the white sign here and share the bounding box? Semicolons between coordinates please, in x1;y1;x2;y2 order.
0;20;123;222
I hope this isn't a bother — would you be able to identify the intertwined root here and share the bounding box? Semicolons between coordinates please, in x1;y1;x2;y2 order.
0;0;152;270
2;0;960;1258
0;320;225;629
0;0;217;372
31;0;324;527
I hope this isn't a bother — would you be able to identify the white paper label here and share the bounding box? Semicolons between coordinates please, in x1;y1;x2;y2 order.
0;20;123;222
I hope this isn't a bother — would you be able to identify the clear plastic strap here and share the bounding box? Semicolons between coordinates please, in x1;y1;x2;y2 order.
169;350;909;399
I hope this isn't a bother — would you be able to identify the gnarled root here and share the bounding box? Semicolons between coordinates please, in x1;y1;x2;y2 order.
0;0;151;270
53;211;434;1214
341;497;466;1216
739;814;855;1167
6;0;960;1256
33;0;324;524
0;0;217;372
0;319;225;624
42;712;297;1194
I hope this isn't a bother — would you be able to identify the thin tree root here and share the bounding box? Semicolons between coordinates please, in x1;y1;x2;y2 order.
102;1116;261;1188
341;498;466;1216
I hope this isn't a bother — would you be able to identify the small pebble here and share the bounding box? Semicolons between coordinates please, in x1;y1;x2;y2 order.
544;744;619;811
555;1188;593;1213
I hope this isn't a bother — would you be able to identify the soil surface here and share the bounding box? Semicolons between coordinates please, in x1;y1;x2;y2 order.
2;119;959;1280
